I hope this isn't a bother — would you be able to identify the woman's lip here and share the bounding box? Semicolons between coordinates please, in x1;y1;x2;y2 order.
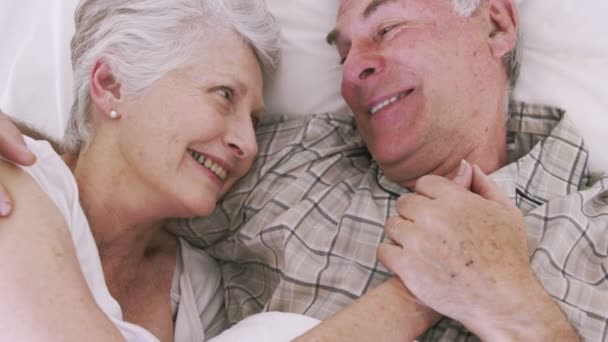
187;148;233;173
190;153;224;188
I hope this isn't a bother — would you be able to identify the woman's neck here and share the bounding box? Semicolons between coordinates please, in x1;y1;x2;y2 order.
64;145;175;264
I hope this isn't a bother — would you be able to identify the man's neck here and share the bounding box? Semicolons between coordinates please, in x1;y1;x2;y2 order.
390;119;508;189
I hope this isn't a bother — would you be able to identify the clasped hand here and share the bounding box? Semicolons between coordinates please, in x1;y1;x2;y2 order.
378;162;542;338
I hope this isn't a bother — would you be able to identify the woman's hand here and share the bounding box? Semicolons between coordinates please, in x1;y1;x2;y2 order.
0;110;36;216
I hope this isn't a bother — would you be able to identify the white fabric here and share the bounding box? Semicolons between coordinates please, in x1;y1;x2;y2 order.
209;312;320;342
172;238;229;341
264;0;349;117
512;0;608;176
0;0;76;140
17;136;158;341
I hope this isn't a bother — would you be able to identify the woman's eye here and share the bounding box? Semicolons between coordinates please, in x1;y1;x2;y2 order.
251;116;260;127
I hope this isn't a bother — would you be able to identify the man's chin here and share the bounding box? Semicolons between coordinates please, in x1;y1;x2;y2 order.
377;165;418;189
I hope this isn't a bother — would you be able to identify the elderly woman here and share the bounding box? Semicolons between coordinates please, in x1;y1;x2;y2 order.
0;0;279;340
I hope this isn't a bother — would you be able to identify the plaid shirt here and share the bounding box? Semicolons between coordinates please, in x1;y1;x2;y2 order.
171;102;608;341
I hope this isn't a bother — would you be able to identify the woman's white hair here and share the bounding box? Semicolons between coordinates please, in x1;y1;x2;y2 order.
451;0;521;92
65;0;281;153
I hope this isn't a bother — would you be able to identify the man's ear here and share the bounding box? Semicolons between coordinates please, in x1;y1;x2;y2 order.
89;58;123;119
486;0;518;60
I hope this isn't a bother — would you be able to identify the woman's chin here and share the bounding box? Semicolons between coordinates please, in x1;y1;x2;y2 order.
166;197;217;219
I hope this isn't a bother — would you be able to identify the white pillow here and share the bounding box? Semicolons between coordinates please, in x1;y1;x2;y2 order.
512;0;608;174
264;0;350;117
0;0;77;140
1;0;607;173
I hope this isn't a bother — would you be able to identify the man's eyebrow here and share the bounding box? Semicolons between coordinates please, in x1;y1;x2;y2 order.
363;0;398;18
326;0;399;46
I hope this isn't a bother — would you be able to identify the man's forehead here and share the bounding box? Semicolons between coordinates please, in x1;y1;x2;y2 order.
331;0;403;45
337;0;352;17
338;0;410;22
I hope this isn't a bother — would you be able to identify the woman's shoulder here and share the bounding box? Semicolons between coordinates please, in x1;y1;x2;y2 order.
14;136;79;225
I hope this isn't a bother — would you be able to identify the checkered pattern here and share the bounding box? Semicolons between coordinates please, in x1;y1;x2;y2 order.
170;102;608;341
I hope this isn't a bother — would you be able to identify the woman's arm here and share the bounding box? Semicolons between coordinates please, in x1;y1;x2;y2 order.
0;159;123;341
295;278;440;341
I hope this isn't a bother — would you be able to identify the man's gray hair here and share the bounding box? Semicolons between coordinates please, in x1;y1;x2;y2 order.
65;0;281;153
451;0;521;92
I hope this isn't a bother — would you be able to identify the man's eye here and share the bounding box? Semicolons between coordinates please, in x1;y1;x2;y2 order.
379;24;398;37
218;88;233;101
251;116;260;127
339;56;347;65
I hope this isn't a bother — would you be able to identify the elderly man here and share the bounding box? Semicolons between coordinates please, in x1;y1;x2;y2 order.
2;0;606;340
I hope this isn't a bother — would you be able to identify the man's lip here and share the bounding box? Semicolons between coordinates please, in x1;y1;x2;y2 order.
366;88;415;115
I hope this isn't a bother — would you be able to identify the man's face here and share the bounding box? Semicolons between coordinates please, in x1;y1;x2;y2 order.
333;0;509;186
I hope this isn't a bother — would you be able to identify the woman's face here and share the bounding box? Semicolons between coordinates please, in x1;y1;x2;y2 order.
115;28;264;217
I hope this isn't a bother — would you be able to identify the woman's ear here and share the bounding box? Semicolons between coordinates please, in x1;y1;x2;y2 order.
486;0;518;60
89;58;123;119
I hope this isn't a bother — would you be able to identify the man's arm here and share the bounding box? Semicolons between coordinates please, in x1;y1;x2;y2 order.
0;110;65;216
0;110;37;166
0;159;124;341
296;278;440;341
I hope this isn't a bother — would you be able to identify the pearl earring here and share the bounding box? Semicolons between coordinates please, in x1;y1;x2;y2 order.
110;109;120;119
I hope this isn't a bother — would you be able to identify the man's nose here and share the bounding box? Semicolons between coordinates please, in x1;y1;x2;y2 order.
343;49;384;85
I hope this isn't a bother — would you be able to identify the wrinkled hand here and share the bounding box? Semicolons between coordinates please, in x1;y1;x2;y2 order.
0;110;35;216
378;162;545;339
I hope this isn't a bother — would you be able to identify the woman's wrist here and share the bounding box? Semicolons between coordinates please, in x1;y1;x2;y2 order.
469;277;578;341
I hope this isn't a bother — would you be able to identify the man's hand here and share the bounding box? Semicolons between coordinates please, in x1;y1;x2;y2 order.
0;111;36;166
378;163;578;340
0;110;36;216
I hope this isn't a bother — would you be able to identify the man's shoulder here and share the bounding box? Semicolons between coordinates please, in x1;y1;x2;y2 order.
256;112;361;147
252;112;366;176
507;101;582;143
507;101;566;133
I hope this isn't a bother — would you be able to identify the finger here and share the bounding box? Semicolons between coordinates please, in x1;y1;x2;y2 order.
0;183;13;217
0;113;36;166
377;242;410;276
394;194;433;222
470;164;512;207
451;160;472;190
384;216;417;245
377;242;433;297
414;174;463;200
